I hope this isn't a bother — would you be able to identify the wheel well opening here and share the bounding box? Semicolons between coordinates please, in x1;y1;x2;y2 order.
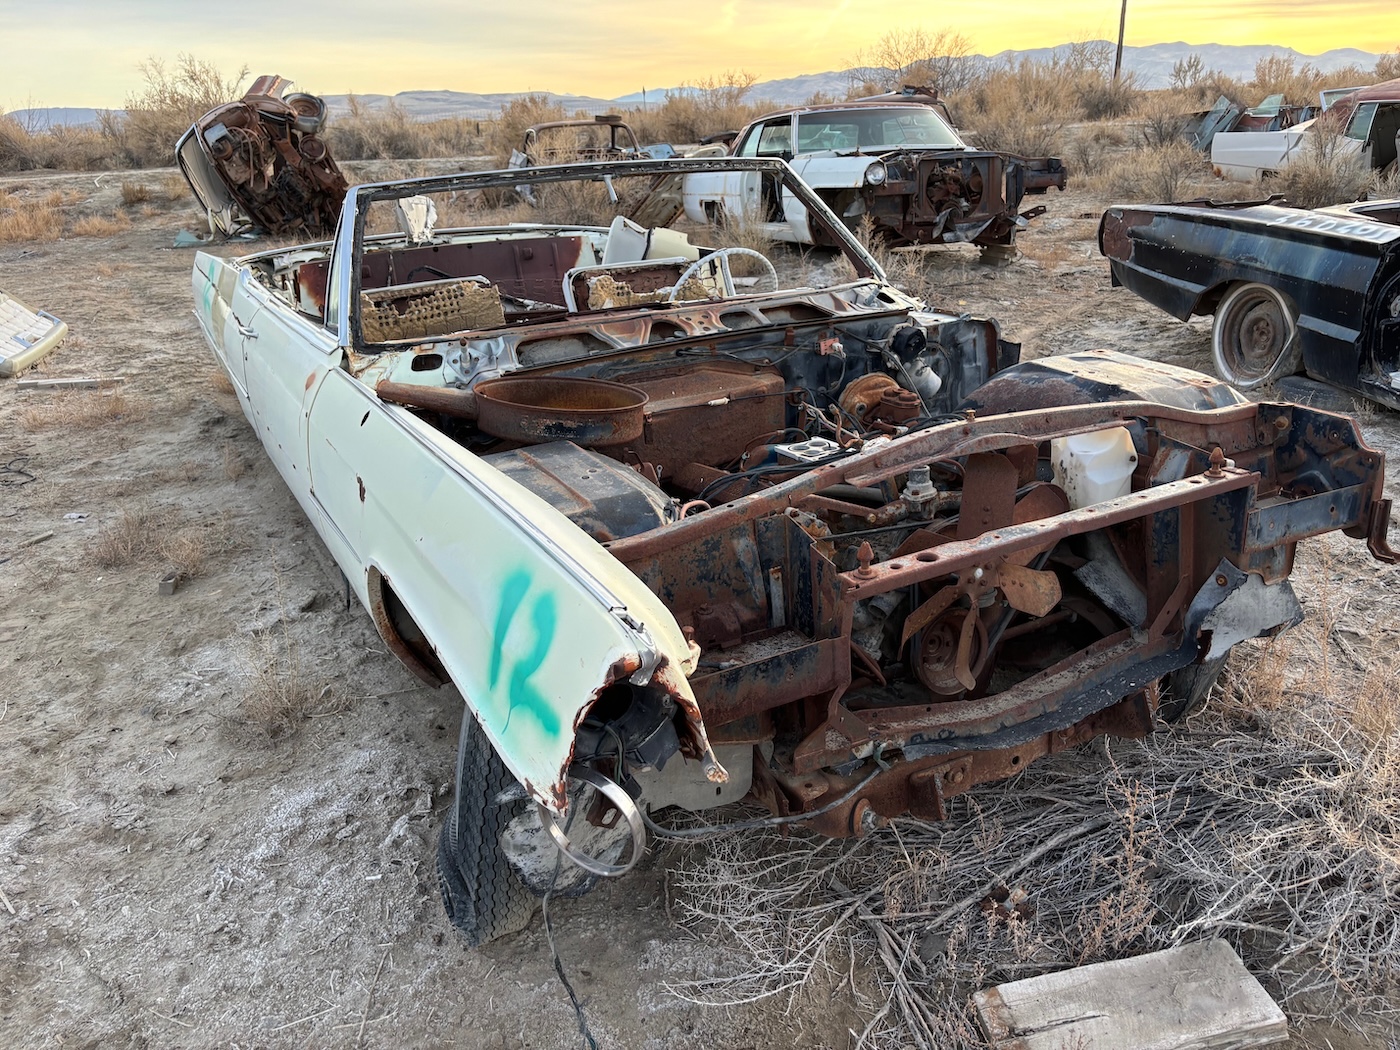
366;567;448;687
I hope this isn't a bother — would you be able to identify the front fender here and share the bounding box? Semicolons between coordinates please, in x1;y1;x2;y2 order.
354;401;719;814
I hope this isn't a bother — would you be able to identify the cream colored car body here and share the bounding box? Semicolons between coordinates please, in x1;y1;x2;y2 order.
191;236;712;814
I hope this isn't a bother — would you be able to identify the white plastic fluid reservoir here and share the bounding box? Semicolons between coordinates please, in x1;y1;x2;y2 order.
1051;427;1136;510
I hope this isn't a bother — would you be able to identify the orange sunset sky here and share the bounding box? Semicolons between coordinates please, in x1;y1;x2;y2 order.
2;0;1397;108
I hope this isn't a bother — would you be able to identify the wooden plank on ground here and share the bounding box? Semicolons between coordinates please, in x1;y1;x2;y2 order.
15;376;125;390
972;939;1287;1050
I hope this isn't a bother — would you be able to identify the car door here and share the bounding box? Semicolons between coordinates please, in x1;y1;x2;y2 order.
235;277;340;516
192;252;251;398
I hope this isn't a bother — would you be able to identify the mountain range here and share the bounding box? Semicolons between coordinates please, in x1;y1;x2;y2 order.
9;41;1388;128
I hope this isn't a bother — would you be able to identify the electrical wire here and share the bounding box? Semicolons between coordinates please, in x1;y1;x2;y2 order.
542;831;599;1050
695;446;856;504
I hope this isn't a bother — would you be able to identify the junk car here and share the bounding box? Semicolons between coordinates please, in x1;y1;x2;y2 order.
685;95;1066;258
177;74;348;237
1100;196;1400;408
189;157;1395;944
1211;77;1400;181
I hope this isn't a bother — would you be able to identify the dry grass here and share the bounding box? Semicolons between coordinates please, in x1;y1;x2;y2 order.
119;180;153;205
221;442;247;481
69;211;131;237
1270;125;1383;210
90;503;179;568
663;537;1400;1047
234;568;342;740
17;390;146;429
91;503;237;578
237;630;341;740
159;173;190;200
0;198;62;242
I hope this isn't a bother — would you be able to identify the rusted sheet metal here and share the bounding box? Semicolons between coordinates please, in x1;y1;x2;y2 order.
473;376;648;447
838;469;1256;598
605;400;1267;561
606;388;1387;792
773;690;1156;836
178;74;348;236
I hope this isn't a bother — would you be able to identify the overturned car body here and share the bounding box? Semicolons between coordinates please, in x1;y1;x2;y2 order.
189;157;1394;945
1100;196;1400;408
177;74;348;237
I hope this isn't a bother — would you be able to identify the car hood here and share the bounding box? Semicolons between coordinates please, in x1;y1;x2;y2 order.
176;125;240;236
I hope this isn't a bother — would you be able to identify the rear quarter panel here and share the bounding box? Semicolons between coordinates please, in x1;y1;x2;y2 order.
1100;205;1397;389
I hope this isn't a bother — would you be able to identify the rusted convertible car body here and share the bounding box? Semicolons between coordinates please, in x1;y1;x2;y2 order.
190;157;1394;944
1100;197;1400;407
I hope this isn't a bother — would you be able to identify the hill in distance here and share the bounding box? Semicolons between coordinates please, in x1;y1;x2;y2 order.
8;41;1386;128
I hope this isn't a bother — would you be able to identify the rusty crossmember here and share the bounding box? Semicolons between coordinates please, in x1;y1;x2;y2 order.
840;467;1257;599
605;400;1264;561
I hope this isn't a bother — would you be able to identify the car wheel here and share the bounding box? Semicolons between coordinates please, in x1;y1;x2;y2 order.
1211;282;1301;390
437;706;536;945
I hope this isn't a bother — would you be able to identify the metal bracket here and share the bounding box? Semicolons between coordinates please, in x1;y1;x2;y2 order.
538;765;646;878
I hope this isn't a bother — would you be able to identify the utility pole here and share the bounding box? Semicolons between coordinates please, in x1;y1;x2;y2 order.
1114;0;1127;81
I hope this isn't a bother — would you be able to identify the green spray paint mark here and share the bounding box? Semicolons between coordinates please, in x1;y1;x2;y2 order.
489;570;560;736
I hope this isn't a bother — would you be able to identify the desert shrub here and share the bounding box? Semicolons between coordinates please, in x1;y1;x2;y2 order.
486;94;570;163
846;27;981;97
0;115;117;172
0;196;62;242
1091;140;1213;202
956;43;1140;155
70;211;132;236
1269;125;1378;209
1170;54;1207;92
1247;55;1374;106
116;55;247;168
960;58;1075;157
1378;48;1400;82
324;99;483;160
0;114;36;170
628;72;774;146
1134;91;1191;148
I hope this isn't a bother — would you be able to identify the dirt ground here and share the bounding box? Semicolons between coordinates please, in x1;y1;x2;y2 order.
2;164;1397;1049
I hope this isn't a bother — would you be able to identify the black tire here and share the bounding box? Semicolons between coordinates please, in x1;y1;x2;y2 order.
1159;656;1227;723
437;707;536;945
1211;282;1301;390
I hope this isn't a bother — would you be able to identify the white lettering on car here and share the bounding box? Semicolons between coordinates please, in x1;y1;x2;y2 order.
1265;213;1398;243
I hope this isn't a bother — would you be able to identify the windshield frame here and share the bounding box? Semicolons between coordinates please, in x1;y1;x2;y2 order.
335;157;889;351
794;106;965;152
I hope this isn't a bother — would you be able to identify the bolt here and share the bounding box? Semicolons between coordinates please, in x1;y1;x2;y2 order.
1205;447;1226;478
972;566;985;582
949;768;966;785
964;409;976;423
1215;573;1228;587
856;541;877;579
